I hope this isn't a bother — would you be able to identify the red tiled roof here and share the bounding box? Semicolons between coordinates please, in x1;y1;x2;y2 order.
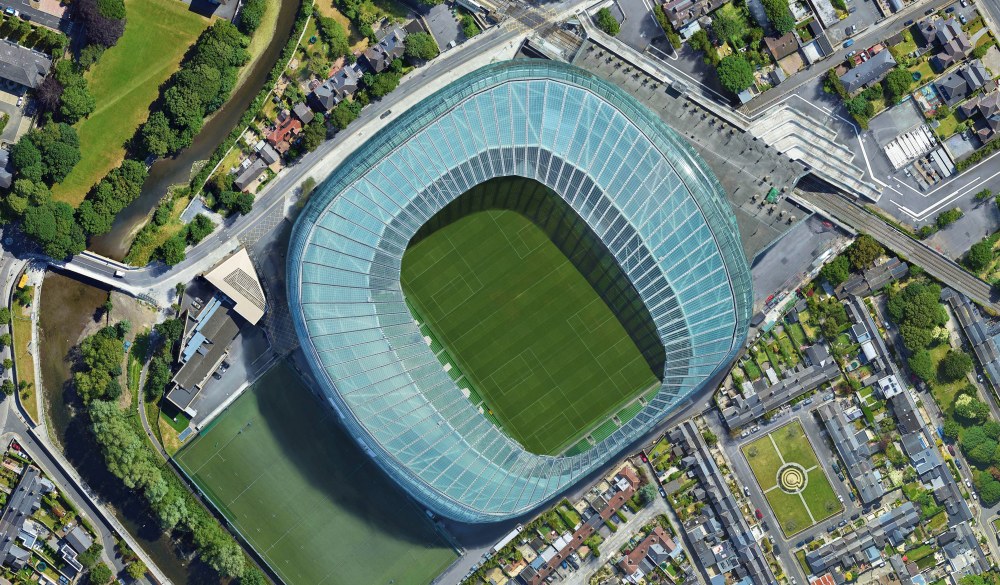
617;466;639;489
810;573;836;585
527;483;636;585
617;526;676;575
266;117;302;149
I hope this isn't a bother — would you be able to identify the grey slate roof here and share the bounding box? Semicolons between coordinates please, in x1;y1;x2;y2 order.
0;40;50;89
361;26;407;73
234;157;267;191
817;402;886;503
839;50;898;94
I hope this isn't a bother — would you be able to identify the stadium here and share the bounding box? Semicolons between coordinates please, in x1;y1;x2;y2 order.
287;60;751;523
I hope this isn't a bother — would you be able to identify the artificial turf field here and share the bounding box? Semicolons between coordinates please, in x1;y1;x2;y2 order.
400;209;658;455
176;362;457;585
741;420;842;536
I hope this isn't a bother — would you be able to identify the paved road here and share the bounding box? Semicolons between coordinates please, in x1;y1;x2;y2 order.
795;181;999;311
7;0;68;31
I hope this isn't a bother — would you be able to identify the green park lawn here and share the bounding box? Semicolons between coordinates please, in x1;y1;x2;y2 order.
177;361;456;585
52;0;210;204
742;421;842;536
401;209;657;455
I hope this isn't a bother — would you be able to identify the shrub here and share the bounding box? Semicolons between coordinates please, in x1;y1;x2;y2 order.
595;8;620;36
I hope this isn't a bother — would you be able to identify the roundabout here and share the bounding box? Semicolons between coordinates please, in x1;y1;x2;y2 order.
777;463;808;494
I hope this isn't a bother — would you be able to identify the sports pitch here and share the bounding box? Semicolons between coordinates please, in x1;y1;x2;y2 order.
741;420;842;536
176;362;457;585
400;209;658;455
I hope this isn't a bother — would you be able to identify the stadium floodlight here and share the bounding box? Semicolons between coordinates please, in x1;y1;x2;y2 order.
287;61;751;523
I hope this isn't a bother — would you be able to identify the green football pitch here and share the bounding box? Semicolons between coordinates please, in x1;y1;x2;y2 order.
401;209;658;455
176;362;457;585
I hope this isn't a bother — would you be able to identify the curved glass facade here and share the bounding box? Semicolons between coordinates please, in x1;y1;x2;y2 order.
287;61;751;523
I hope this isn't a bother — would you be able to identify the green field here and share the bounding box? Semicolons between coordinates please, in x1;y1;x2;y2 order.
176;362;457;585
52;0;209;203
400;209;658;455
742;421;842;536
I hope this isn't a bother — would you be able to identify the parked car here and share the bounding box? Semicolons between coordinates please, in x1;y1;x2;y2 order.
926;7;935;14
744;486;751;496
960;14;967;23
962;0;968;6
755;508;763;519
904;19;914;25
849;492;856;501
844;39;855;48
966;478;972;488
948;445;956;455
946;5;956;11
3;7;17;17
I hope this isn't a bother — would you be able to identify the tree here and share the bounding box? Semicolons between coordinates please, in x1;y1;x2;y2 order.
937;207;964;228
820;255;851;285
60;84;96;123
943;418;962;440
909;350;934;382
0;334;11;350
0;308;10;326
979;476;1000;506
761;0;795;34
240;568;267;585
846;234;883;269
702;429;718;446
884;67;913;102
126;560;147;580
954;394;990;425
238;0;266;34
404;32;439;61
301;114;327;152
23;201;86;259
78;543;103;569
316;16;350;58
712;5;747;46
330;99;362;130
159;235;186;266
845;95;874;119
638;482;657;504
185;214;215;245
235;193;254;215
939;350;973;383
74;0;125;48
0;380;13;396
717;55;754;94
35;75;63;114
967;239;994;271
88;562;113;584
595;8;620;35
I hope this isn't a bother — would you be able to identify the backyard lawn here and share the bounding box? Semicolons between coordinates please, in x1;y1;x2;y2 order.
51;0;210;204
934;112;961;139
909;61;936;85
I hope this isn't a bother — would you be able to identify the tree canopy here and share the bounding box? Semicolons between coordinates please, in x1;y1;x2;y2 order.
595;8;620;36
967;239;994;272
404;32;439;61
886;281;946;351
939;350;973;383
846;234;883;269
761;0;795;34
819;255;851;286
717;55;754;94
884;67;913;102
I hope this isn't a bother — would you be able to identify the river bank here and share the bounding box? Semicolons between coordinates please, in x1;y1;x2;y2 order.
37;272;215;583
89;0;302;260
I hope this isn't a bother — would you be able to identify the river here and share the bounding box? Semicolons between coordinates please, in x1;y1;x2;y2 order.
89;0;302;260
37;272;224;584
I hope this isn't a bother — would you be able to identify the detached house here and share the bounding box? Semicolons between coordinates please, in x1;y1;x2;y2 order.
308;64;362;112
361;26;407;73
936;59;990;105
932;19;973;70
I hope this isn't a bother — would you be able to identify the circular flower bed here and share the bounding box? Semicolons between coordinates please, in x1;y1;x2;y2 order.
777;463;808;494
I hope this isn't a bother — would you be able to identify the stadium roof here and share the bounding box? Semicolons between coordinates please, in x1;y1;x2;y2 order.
204;248;266;325
287;61;751;522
